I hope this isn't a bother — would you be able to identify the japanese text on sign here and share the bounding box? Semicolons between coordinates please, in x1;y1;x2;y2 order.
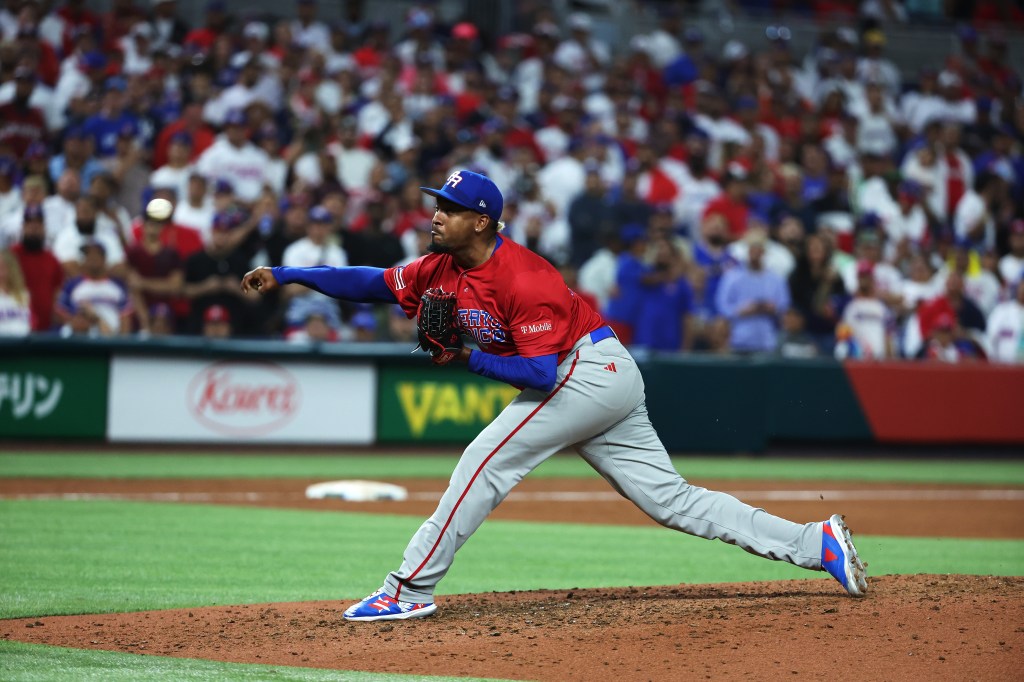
0;373;64;419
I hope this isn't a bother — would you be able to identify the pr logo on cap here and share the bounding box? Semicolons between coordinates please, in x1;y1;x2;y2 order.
420;169;504;222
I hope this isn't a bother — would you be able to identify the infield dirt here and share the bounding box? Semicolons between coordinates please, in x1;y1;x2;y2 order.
2;476;1022;681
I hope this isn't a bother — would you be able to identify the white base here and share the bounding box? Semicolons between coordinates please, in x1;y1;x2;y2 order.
305;480;409;502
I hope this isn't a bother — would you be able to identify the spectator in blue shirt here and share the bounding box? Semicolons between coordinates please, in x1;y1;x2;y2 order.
49;126;105;191
633;234;694;352
81;78;140;158
692;212;737;317
604;223;649;346
716;227;790;353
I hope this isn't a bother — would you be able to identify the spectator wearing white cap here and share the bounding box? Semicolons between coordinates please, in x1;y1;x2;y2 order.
852;80;900;159
150;131;195;204
43;168;81;244
0;248;30;336
119;21;154;76
0;158;20;223
900;70;943;134
855;29;901;97
281;204;346;329
839;259;894;359
986;277;1024;363
880;180;929;254
553;13;610;82
290;0;331;55
0;64;63;133
230;22;281;71
52;195;126;277
395;7;445;69
640;6;683;69
195;109;271;205
313;116;376;195
0;176;44;249
172;173;214;243
935;70;976;127
281;205;346;276
952;170;1001;252
691;83;750;170
149;0;188;51
839;226;902;302
204;57;280;127
716;227;791;354
999;220;1024;286
57;238;132;337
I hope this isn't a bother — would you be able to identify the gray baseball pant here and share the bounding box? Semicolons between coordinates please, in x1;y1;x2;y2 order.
386;332;823;604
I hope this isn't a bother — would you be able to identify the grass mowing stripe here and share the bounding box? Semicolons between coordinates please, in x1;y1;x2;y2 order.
2;500;1022;621
0;641;514;682
2;453;1023;484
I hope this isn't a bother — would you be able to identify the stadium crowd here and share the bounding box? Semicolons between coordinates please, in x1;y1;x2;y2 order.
0;0;1022;363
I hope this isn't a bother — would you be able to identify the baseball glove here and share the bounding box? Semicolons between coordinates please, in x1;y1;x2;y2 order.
416;288;463;365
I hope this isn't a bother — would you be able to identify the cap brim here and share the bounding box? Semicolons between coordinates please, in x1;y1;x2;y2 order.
420;186;480;214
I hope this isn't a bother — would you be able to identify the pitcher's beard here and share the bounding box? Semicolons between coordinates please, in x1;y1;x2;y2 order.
427;239;451;254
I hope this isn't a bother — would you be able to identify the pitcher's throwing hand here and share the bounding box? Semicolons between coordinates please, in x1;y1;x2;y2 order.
241;267;279;294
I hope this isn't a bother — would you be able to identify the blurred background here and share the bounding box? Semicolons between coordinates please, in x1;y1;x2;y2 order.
0;0;1022;451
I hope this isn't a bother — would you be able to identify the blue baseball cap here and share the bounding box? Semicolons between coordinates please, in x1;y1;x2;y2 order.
23;204;44;221
224;108;247;127
309;205;332;222
212;212;234;231
24;141;48;159
620;223;647;244
420;170;503;222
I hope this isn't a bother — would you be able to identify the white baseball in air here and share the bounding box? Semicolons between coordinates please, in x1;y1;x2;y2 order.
146;197;174;221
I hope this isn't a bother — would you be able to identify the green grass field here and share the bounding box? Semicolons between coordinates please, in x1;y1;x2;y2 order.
2;452;1023;681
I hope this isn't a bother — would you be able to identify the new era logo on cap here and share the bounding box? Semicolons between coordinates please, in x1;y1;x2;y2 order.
421;170;503;222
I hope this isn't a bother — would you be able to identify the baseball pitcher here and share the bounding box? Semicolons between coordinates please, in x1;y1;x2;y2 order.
241;169;867;621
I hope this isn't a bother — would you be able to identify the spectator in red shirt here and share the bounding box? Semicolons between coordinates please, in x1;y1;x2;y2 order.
126;210;185;333
99;0;147;52
917;271;987;345
923;311;978;362
151;101;215;169
14;24;60;86
11;205;64;332
56;0;102;57
702;165;751;240
0;67;47;159
182;0;229;54
129;189;204;261
391;178;432;238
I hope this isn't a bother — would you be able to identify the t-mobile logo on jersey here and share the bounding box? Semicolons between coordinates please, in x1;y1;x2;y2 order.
520;322;552;334
458;308;507;345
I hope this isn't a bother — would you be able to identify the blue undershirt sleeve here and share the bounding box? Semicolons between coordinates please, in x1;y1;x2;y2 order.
468;351;558;393
271;266;397;303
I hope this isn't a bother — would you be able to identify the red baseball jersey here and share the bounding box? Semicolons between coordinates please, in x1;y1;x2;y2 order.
384;236;605;360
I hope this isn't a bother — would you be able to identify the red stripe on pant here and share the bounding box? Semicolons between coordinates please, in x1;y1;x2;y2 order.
394;351;581;600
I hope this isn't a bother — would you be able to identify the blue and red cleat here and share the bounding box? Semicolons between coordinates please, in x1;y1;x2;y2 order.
821;514;868;597
343;588;438;621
